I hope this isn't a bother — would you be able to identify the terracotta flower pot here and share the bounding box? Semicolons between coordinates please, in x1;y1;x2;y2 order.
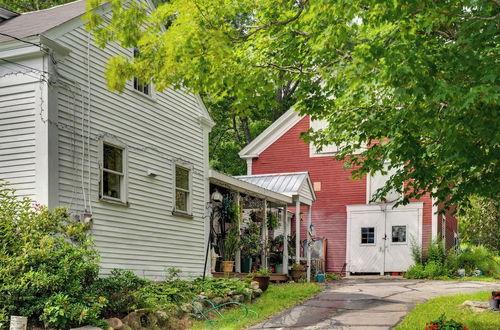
252;275;270;291
221;261;234;273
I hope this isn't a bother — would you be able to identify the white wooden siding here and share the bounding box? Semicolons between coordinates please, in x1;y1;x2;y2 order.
51;21;209;280
0;74;40;198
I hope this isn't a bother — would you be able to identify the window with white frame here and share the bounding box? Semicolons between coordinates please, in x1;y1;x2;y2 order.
392;225;407;243
133;48;151;95
368;164;401;203
101;142;127;203
361;227;375;244
174;165;191;214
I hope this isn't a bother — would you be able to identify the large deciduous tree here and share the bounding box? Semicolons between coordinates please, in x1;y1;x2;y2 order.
85;0;500;208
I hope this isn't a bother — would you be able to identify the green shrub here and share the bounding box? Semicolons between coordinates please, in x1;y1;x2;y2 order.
426;240;446;265
458;246;499;277
91;269;150;318
404;263;426;279
0;183;103;328
424;261;448;279
40;293;107;329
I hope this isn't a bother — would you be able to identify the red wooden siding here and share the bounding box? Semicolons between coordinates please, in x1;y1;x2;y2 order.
251;115;454;273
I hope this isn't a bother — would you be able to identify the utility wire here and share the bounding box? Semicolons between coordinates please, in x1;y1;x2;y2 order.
0;58;49;74
0;32;43;48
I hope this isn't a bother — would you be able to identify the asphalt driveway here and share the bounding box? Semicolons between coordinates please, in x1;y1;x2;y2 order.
249;278;500;329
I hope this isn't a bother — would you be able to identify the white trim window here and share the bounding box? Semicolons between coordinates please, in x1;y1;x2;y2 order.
174;164;191;215
133;48;151;96
391;225;407;243
100;141;127;204
361;227;375;244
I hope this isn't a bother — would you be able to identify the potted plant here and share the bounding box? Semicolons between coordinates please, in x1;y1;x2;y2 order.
251;268;271;291
221;226;240;273
267;211;280;230
290;263;306;282
240;222;262;273
270;235;284;273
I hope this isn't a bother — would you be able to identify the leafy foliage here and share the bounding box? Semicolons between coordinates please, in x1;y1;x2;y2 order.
223;225;241;261
266;211;280;230
425;314;468;330
459;196;500;252
85;0;500;208
240;222;262;258
405;240;499;279
91;269;150;317
0;0;73;12
0;183;103;328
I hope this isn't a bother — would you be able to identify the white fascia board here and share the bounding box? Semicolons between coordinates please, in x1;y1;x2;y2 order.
346;202;424;212
43;2;110;40
209;169;292;205
39;35;71;57
431;197;438;240
195;95;215;128
238;108;303;158
0;41;43;59
304;174;317;201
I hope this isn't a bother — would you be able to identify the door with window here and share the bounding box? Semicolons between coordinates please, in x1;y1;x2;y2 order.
347;203;422;274
348;210;385;273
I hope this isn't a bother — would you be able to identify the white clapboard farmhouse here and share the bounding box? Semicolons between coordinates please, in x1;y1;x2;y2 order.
0;0;215;279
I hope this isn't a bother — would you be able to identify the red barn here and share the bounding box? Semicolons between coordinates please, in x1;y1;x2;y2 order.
239;110;458;274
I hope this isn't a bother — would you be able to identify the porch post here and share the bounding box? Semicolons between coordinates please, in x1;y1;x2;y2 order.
295;199;300;264
262;199;268;269
307;205;312;282
235;193;241;273
282;204;288;274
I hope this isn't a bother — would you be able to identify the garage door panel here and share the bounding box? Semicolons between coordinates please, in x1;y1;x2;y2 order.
347;203;423;274
348;211;384;273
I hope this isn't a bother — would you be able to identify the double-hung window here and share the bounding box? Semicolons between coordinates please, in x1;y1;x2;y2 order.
133;48;151;96
101;142;127;203
174;165;191;215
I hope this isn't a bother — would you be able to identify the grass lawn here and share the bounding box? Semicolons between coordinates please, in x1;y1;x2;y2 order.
190;282;322;330
396;291;500;330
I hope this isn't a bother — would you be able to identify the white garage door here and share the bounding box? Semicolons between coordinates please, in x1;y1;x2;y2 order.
346;203;423;274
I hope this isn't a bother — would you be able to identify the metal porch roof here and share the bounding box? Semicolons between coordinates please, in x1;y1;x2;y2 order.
236;172;316;204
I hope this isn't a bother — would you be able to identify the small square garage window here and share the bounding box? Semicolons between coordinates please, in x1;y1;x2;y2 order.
392;226;407;243
361;227;375;244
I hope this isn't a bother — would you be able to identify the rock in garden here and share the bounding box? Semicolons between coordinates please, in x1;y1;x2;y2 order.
223;296;231;303
105;318;124;330
155;310;169;323
212;297;224;306
192;301;204;313
461;300;490;312
250;281;260;290
180;303;193;313
252;288;263;297
233;294;244;302
228;290;236;295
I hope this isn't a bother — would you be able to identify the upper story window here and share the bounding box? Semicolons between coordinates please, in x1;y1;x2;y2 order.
174;165;191;214
367;164;401;203
309;119;366;157
133;48;151;96
101;142;127;204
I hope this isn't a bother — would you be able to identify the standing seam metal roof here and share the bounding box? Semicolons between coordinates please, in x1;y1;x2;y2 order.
235;172;314;200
